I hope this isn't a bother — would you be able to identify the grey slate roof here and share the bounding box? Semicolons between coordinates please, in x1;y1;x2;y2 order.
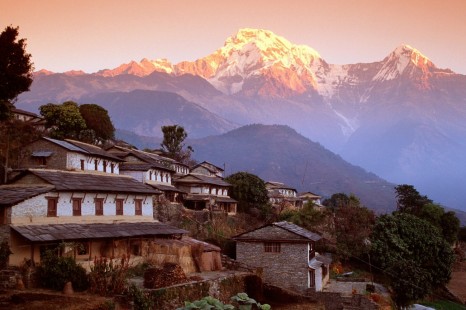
64;139;122;162
233;221;322;242
43;137;84;153
119;161;173;172
147;183;186;193
11;222;188;242
31;151;53;157
176;174;231;187
273;221;322;241
27;169;157;194
0;185;54;207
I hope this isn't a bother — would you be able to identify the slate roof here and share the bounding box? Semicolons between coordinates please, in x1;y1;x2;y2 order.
176;174;231;187
11;222;188;242
233;221;322;242
65;139;122;162
191;161;224;172
273;221;322;241
147;183;186;193
265;181;297;191
0;185;54;207
31;151;53;157
43;137;84;153
119;161;173;172
27;169;157;194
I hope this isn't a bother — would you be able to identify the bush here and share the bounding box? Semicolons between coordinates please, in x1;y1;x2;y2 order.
89;256;130;296
36;249;88;291
0;240;12;269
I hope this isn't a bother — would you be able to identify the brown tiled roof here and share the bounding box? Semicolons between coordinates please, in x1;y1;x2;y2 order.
0;185;54;207
11;222;188;242
27;169;157;194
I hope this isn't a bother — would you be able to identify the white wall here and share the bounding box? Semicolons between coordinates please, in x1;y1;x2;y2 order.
11;191;154;224
67;153;120;174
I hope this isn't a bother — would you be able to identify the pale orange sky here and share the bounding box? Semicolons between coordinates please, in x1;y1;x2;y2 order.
2;0;466;74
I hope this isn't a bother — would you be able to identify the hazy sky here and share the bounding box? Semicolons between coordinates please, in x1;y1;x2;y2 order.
3;0;466;74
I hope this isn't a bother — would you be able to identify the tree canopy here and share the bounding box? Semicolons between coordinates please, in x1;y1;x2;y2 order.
395;184;460;244
79;104;115;143
370;213;454;307
225;171;269;213
40;101;87;140
0;26;33;120
160;125;193;164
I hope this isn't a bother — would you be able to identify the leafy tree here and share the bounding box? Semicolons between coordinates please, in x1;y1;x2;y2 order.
0;26;33;120
334;203;375;259
79;104;115;143
322;192;359;211
160;125;193;164
225;172;269;213
396;185;460;244
40;101;87;139
279;201;327;232
371;213;454;307
395;184;432;215
0;118;41;183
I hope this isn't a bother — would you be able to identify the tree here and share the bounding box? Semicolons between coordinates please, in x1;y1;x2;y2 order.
371;213;454;307
395;184;432;215
79;104;115;143
396;185;460;244
40;101;87;139
160;125;193;163
334;203;375;259
280;201;327;232
0;118;41;183
225;172;269;213
0;26;33;120
322;193;359;211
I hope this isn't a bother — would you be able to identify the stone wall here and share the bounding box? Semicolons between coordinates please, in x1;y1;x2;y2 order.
236;241;309;293
19;139;69;170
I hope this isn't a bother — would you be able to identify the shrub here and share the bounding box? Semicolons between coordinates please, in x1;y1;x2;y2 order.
89;255;130;296
36;249;88;291
0;240;12;269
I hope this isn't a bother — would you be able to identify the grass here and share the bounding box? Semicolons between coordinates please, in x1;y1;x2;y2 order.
420;300;466;310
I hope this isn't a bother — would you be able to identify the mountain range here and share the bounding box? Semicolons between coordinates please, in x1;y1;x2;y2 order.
16;28;466;212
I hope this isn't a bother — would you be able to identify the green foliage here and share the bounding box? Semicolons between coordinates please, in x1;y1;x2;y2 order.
160;125;193;163
334;202;375;260
395;185;460;244
79;104;115;143
40;101;87;139
89;256;130;296
127;284;154;310
178;296;235;310
36;249;89;291
370;213;455;307
395;184;432;215
0;240;12;269
225;172;269;213
0;26;33;120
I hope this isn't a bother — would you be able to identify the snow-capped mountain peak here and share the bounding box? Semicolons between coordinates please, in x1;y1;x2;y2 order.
97;58;173;77
373;44;435;81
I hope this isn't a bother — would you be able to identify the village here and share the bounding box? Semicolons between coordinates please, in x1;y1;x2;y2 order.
0;108;399;309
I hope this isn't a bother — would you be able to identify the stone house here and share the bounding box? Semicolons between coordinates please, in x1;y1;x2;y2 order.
18;137;122;174
266;181;303;209
298;192;325;211
233;221;331;293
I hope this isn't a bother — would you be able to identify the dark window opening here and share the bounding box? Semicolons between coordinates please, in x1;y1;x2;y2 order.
47;197;58;217
72;198;82;216
264;242;281;253
95;198;104;216
135;199;142;216
116;199;124;215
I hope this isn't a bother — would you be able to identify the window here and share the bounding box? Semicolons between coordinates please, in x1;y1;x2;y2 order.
47;197;58;217
94;159;98;171
309;269;315;288
110;163;115;173
72;198;82;216
0;208;7;224
135;199;142;216
149;171;152;181
76;242;89;255
103;160;107;172
116;199;124;215
264;242;281;253
95;198;104;216
80;159;85;170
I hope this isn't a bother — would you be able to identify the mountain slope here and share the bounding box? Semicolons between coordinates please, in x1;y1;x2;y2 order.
80;90;237;138
190;124;396;213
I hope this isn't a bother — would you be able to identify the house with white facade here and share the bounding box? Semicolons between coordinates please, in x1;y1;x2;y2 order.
18;137;122;174
266;181;302;209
